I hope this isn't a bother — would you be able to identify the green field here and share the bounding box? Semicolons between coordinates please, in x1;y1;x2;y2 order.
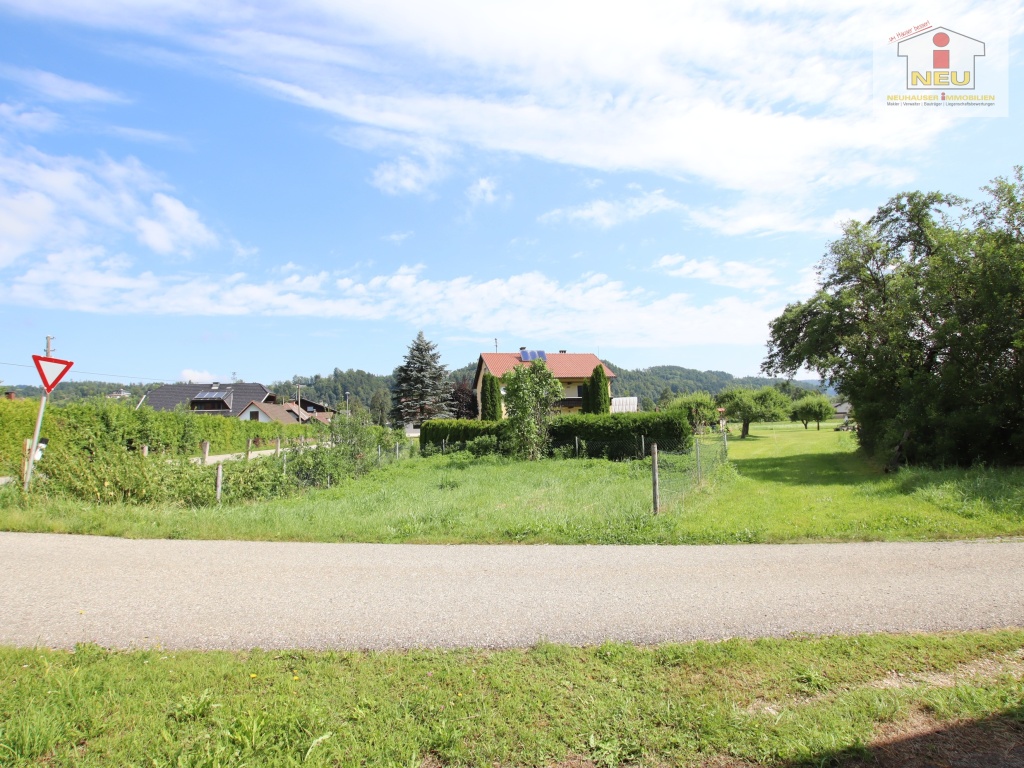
2;421;1022;544
2;632;1022;767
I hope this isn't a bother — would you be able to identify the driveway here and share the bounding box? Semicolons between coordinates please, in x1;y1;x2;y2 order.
1;532;1021;650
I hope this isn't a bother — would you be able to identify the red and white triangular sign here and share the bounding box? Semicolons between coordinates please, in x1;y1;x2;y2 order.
32;354;74;394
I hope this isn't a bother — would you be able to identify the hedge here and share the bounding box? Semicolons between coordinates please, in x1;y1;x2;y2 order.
548;412;692;459
419;419;505;450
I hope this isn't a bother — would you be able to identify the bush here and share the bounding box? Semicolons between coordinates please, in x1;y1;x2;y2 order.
467;435;499;456
549;412;692;460
419;419;505;450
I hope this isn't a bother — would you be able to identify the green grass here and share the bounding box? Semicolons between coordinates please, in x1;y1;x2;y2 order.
2;422;1023;544
1;631;1022;767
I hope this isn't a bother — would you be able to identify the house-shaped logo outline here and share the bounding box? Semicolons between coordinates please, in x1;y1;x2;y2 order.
897;26;985;91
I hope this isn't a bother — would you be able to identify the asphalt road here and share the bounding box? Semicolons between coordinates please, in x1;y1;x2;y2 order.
2;532;1022;650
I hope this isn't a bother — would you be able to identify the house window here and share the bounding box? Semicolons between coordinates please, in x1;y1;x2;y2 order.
249;411;260;421
577;385;584;397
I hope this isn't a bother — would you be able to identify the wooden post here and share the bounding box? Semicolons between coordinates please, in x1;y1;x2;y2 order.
378;445;382;463
275;437;281;456
141;445;148;457
575;436;579;458
395;442;400;460
641;434;645;457
201;440;210;466
695;438;702;485
651;442;660;515
246;438;252;461
215;462;223;504
22;439;30;486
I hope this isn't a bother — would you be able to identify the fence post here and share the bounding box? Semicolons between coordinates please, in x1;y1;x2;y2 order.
641;434;645;457
201;440;210;466
723;427;728;455
141;445;148;457
575;436;579;458
442;438;446;455
695;438;702;486
216;462;223;504
21;439;30;486
396;442;400;460
246;438;252;461
651;442;660;515
378;445;382;464
275;437;281;456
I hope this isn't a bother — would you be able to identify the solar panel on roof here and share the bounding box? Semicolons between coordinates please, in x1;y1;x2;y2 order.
193;391;230;400
520;350;547;362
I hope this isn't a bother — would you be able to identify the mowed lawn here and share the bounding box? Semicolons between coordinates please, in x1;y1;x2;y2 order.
1;421;1022;544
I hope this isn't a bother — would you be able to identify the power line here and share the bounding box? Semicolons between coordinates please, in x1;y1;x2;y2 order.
0;361;170;383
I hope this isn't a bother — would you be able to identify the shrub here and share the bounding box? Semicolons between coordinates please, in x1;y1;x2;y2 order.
467;435;499;456
549;412;691;460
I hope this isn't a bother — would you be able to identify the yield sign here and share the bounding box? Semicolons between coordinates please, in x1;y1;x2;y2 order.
32;354;74;394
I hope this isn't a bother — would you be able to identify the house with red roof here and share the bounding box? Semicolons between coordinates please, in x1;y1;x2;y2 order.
473;348;615;417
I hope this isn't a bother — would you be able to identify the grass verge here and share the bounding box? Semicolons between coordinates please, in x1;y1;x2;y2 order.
1;631;1022;766
2;423;1023;544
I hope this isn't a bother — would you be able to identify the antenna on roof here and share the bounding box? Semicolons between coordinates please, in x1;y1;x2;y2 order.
494;338;498;353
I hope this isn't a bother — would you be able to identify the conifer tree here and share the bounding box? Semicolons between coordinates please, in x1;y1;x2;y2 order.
390;332;452;426
588;364;611;414
480;371;503;421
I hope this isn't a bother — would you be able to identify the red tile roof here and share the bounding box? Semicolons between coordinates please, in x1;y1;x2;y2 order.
476;352;614;383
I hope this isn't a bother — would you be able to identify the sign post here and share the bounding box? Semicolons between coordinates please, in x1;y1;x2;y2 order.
24;354;73;492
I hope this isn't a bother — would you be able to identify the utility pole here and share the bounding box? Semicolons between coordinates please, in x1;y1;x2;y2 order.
45;336;55;357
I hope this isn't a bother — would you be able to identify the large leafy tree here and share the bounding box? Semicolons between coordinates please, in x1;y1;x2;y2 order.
502;359;563;460
390;332;452;426
790;393;834;430
716;387;790;438
671;391;718;432
763;169;1024;466
448;376;478;420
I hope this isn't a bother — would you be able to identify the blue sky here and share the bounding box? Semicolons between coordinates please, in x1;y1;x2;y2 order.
0;1;1021;387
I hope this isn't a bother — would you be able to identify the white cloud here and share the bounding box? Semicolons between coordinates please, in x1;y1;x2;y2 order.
1;0;1009;215
466;177;498;205
0;255;781;348
0;65;127;103
135;193;218;255
180;368;222;383
541;190;682;229
655;254;779;291
0;103;61;132
0;141;224;268
382;231;413;243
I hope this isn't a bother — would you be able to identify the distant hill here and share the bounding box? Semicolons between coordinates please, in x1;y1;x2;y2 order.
448;358;825;403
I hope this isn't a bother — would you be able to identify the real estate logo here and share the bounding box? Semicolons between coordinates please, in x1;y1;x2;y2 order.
873;19;1008;117
898;27;983;89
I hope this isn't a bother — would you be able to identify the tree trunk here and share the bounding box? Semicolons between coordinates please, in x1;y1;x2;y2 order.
741;420;750;438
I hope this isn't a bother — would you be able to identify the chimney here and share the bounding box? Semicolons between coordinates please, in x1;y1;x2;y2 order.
211;382;219;390
4;391;15;400
558;350;567;354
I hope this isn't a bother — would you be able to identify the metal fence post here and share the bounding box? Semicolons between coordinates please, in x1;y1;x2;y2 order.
641;435;645;457
651;442;660;515
215;462;223;504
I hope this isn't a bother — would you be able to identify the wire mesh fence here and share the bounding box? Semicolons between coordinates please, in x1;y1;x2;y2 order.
653;433;729;513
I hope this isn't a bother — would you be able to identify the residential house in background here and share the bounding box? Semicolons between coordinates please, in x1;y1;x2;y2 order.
144;382;279;417
473;349;615;416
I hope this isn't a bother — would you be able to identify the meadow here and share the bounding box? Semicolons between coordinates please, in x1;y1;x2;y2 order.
2;421;1022;544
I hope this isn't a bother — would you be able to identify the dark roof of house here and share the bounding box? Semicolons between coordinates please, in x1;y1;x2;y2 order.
145;383;275;417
